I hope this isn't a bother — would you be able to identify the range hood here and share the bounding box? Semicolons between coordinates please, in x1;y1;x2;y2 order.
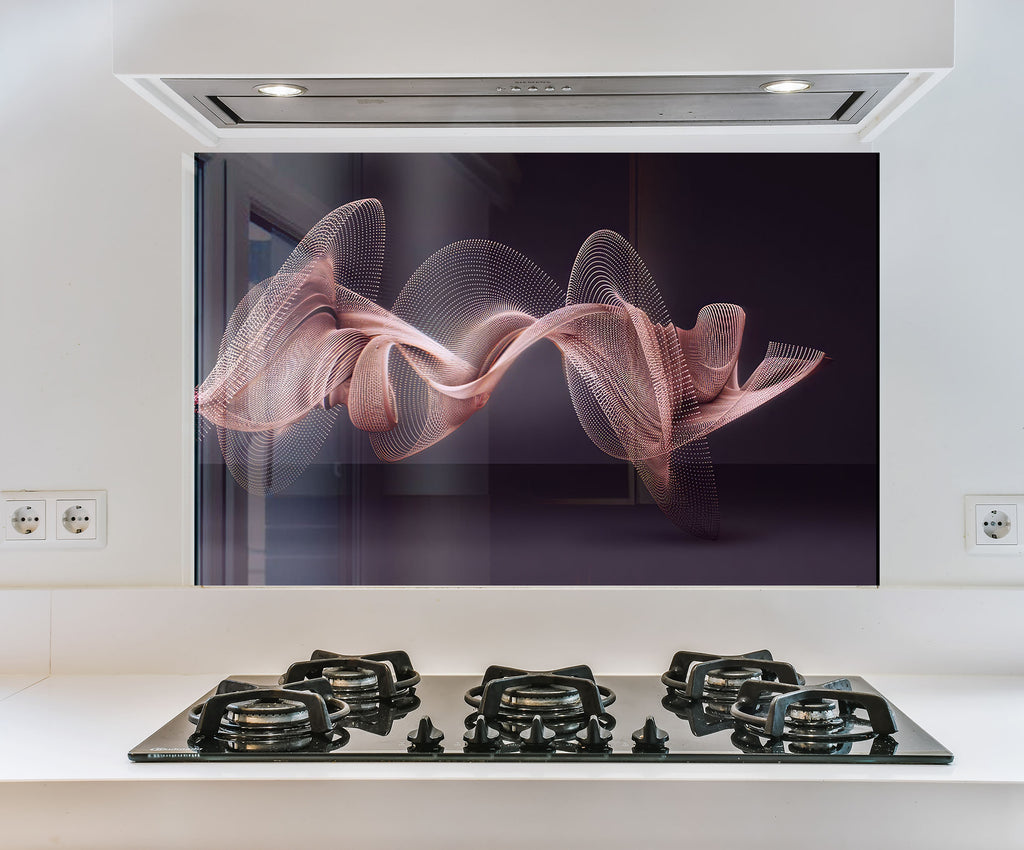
163;74;906;130
113;0;953;145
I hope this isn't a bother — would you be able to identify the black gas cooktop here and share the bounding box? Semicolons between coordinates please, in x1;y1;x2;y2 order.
128;649;953;764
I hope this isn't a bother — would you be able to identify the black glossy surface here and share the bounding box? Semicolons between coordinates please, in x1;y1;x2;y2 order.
129;675;953;764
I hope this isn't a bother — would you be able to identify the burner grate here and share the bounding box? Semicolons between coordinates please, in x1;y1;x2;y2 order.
281;649;421;705
730;677;898;743
465;665;616;739
187;677;351;753
661;649;804;703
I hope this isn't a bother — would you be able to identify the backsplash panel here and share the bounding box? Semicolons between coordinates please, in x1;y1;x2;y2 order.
195;152;878;586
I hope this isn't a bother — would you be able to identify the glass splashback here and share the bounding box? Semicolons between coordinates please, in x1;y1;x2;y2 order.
195;153;878;586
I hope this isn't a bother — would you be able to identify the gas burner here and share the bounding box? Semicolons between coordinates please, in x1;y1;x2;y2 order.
785;697;845;735
661;649;804;705
465;665;616;736
187;677;350;753
730;677;898;744
280;650;421;706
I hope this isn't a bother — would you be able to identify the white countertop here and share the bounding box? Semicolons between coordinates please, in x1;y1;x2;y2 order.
0;673;1019;783
1;673;1022;848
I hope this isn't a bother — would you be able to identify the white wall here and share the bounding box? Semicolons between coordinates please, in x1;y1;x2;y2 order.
874;0;1024;585
111;0;953;78
1;0;195;585
0;0;1020;588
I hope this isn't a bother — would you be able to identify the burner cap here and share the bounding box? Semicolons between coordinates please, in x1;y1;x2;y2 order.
224;697;311;729
500;683;583;715
465;666;615;732
215;697;317;750
323;666;379;694
785;698;844;733
703;666;763;694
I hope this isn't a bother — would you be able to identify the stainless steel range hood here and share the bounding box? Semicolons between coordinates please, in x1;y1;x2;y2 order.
164;74;906;129
113;0;953;144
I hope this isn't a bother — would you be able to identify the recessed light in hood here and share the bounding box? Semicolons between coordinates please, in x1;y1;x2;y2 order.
255;83;306;97
760;80;813;93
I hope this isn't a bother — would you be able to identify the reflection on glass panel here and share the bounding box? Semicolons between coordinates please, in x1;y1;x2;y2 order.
249;216;298;285
195;153;879;587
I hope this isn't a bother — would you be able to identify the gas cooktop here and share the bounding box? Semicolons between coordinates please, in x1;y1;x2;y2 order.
128;649;953;764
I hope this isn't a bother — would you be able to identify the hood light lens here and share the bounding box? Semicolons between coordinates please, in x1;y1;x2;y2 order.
760;80;812;94
256;83;307;97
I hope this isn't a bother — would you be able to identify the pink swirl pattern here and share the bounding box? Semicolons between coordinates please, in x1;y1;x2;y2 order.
196;199;827;538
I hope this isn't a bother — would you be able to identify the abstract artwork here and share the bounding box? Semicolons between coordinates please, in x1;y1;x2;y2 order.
196;198;826;539
194;152;878;585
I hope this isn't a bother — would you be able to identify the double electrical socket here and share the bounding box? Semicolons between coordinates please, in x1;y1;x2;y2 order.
964;495;1024;556
1;490;107;549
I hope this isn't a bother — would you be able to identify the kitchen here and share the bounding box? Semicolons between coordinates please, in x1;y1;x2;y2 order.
1;0;1023;847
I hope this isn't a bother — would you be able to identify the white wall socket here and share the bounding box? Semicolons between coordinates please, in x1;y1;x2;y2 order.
1;490;107;549
5;499;46;540
964;495;1024;556
56;499;98;540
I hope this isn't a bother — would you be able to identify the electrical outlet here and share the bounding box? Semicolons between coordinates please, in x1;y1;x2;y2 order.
977;505;1015;542
56;499;98;540
964;495;1024;556
0;490;106;549
4;499;46;541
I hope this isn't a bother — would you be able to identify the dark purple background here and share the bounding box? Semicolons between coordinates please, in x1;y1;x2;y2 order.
198;152;878;586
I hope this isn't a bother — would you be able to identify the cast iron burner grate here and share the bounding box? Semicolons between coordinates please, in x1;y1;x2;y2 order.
464;665;616;742
281;650;420;703
279;650;421;734
730;677;899;750
660;649;806;736
187;677;351;753
662;649;804;703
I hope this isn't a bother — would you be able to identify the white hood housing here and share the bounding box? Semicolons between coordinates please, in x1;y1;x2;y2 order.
113;0;953;145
